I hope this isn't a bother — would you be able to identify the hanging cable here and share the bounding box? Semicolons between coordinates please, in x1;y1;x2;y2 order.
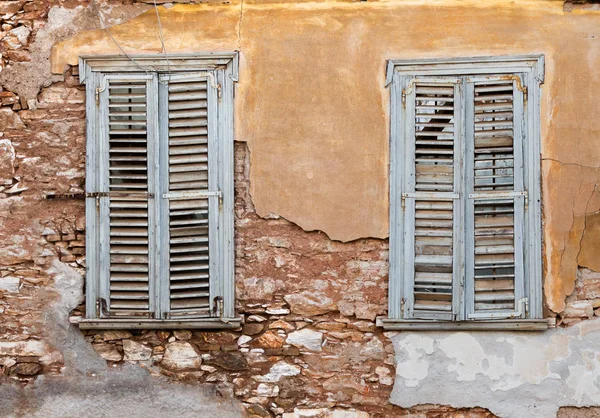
90;0;148;73
153;0;172;78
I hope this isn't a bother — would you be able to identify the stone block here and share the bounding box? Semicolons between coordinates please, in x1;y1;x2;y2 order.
286;328;323;352
161;342;201;371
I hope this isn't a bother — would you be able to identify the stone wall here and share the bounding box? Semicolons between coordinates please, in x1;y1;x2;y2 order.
2;1;600;417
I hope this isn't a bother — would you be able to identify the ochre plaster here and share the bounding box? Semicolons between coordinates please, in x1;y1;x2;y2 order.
51;1;600;313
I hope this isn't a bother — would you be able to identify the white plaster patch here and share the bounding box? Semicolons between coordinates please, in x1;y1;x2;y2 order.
394;334;433;387
390;319;600;417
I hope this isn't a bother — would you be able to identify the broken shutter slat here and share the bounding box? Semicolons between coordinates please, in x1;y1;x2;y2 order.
403;78;461;321
98;75;158;318
465;77;526;320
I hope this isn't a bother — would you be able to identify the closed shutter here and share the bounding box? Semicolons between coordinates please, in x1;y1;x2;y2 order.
97;74;159;318
159;73;219;319
465;76;526;319
402;79;462;320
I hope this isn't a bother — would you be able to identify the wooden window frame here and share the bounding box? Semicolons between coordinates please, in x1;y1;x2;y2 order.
380;55;548;331
79;53;240;329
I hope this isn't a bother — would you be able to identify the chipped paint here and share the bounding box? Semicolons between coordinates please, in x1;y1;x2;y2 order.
391;319;600;417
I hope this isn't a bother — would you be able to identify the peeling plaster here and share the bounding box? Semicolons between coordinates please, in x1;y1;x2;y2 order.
0;234;244;417
0;4;148;103
49;1;600;311
390;320;600;417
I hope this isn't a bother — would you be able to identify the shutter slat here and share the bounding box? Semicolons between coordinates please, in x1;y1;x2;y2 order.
469;80;519;314
166;77;213;319
408;81;458;320
105;79;152;316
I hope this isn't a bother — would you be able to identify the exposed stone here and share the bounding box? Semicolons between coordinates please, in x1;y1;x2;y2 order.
269;319;295;331
123;340;152;361
0;108;25;129
254;361;301;383
0;276;20;293
0;1;22;15
282;409;369;418
14;362;41;376
102;330;133;341
242;323;265;335
359;337;385;360
286;329;323;352
0;341;48;357
375;366;393;386
246;404;271;417
254;383;280;397
247;315;267;323
238;335;252;346
562;300;594;319
173;330;192;340
316;321;346;331
0;140;15;185
203;351;247;371
161;342;201;371
265;307;290;315
93;343;123;362
0;358;16;368
252;330;285;349
284;293;336;316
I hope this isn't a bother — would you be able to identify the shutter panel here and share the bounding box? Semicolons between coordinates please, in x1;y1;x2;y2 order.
465;76;526;319
160;73;218;319
403;79;461;320
98;74;158;318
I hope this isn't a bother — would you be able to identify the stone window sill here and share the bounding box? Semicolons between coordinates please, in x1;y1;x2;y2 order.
376;317;553;331
73;317;242;330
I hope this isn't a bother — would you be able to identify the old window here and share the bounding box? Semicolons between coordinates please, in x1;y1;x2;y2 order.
382;56;546;330
79;54;239;329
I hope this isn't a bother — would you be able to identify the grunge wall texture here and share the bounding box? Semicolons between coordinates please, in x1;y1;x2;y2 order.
1;1;600;417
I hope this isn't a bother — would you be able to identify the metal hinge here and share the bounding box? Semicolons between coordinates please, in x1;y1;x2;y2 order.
401;81;414;109
96;298;108;318
95;84;106;106
87;192;154;198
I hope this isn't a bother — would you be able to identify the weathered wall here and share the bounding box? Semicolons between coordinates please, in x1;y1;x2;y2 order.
1;0;600;417
389;319;600;418
50;0;600;315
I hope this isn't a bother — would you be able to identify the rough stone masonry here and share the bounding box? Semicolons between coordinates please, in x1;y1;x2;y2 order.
2;1;600;418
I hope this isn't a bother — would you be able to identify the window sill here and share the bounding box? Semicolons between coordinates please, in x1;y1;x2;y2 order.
74;317;242;330
376;317;553;331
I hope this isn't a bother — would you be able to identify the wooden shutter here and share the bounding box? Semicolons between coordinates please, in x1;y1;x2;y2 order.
159;73;219;319
465;76;526;319
402;78;462;320
97;74;159;318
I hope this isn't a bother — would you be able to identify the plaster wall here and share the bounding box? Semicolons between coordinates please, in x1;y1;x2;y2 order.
51;0;600;314
1;1;600;417
389;319;600;418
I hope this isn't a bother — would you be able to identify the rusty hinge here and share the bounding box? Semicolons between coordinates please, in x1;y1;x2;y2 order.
95;84;106;106
44;192;86;200
87;192;154;198
401;81;414;109
45;192;154;200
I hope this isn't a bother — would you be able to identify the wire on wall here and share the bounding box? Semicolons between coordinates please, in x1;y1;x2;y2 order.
153;0;172;77
89;0;148;72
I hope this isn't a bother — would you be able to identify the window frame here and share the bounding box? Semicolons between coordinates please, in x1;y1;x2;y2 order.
79;53;239;329
381;55;547;331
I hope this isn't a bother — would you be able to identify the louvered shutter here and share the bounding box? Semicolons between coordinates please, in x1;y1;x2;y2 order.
465;76;526;319
402;78;462;320
97;74;159;318
159;73;219;319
